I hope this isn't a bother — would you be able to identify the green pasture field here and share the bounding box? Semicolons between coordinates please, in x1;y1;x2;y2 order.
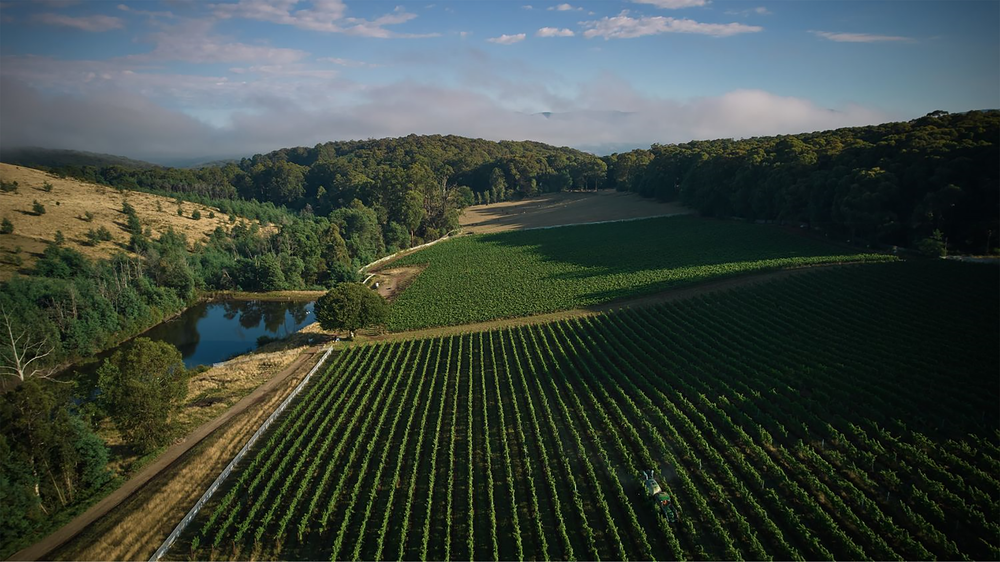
387;215;894;331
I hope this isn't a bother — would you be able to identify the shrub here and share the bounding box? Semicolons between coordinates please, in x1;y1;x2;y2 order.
42;181;53;192
208;211;215;219
256;335;280;347
917;230;947;257
82;211;95;222
0;218;12;234
54;231;65;245
127;213;142;236
0;180;18;193
177;207;184;217
85;227;113;246
191;209;201;220
32;201;45;215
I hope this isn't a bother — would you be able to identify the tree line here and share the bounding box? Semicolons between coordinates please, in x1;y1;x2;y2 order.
603;110;999;253
36;134;607;229
33;113;998;254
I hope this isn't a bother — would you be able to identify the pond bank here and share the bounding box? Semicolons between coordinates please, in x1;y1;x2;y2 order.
202;290;327;301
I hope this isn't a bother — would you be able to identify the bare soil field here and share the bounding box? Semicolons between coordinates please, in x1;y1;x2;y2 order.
0;164;253;279
369;265;426;301
459;189;692;234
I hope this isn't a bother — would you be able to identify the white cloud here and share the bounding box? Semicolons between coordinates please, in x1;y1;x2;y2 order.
0;64;890;163
229;65;340;79
31;12;124;32
583;12;762;39
0;78;226;160
117;4;175;18
537;27;574;37
212;0;344;27
487;33;526;44
811;30;912;43
317;56;380;68
548;3;582;11
522;4;533;9
211;0;434;38
0;53;364;124
132;20;308;63
725;6;770;16
632;0;708;8
458;30;471;38
344;7;438;39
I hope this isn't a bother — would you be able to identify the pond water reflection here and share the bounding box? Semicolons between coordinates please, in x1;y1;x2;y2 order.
140;299;315;368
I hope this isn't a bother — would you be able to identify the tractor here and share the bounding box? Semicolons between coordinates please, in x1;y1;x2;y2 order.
641;469;678;523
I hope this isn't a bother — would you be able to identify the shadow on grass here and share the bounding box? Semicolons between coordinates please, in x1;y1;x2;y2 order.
476;216;861;277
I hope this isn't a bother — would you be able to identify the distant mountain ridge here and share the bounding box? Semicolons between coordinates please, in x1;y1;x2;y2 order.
0;147;159;170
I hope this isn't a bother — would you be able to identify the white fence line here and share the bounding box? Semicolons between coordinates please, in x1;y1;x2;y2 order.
358;229;461;274
149;346;335;562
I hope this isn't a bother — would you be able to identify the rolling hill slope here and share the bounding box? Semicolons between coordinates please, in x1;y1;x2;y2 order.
0;163;245;278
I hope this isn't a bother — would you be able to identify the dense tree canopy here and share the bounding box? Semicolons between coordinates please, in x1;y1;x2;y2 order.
97;338;187;452
0;379;109;549
604;110;999;252
314;282;389;337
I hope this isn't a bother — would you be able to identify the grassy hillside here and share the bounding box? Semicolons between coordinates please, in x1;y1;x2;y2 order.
386;215;894;330
174;261;998;561
0;163;245;279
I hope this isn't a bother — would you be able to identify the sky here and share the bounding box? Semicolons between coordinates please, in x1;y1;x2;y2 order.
0;0;997;164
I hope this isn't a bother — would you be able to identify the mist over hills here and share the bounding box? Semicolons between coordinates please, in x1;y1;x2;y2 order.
0;147;159;169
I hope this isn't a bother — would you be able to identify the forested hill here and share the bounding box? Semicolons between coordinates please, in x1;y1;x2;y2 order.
252;135;606;204
28;135;606;213
11;112;999;254
0;147;158;170
604;110;1000;253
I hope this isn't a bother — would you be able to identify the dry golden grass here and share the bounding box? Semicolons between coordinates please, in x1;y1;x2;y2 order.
51;348;312;561
176;348;302;431
0;163;258;279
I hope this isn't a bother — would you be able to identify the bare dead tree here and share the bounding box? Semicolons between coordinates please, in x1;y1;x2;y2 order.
0;302;60;383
